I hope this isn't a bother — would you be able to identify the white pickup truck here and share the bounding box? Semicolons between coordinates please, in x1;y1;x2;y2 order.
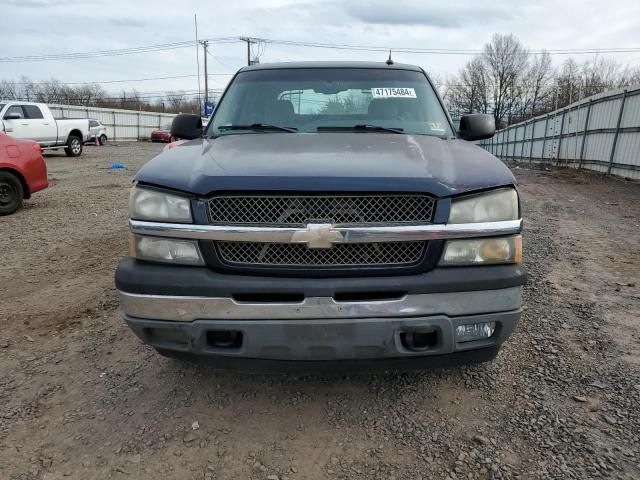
0;101;90;157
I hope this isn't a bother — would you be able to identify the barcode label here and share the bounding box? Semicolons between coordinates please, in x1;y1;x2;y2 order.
371;87;417;98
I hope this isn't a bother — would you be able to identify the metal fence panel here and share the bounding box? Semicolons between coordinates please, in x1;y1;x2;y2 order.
46;103;178;141
621;94;640;128
479;86;640;180
533;118;546;137
614;132;640;169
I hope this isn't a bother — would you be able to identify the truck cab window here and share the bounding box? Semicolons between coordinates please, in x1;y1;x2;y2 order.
23;105;44;119
4;105;25;119
210;68;452;137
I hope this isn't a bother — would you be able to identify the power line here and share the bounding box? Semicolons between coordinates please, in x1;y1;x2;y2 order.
4;35;640;64
0;37;239;63
207;51;239;73
257;37;640;56
7;74;232;85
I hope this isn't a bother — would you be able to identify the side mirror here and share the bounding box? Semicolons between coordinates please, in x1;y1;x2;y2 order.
170;114;202;140
4;113;22;120
457;114;495;141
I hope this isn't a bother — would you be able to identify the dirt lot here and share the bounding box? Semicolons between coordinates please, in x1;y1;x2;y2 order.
1;142;639;479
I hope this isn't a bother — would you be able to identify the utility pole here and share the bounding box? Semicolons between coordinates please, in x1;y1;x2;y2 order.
200;40;209;104
194;13;202;117
240;37;256;65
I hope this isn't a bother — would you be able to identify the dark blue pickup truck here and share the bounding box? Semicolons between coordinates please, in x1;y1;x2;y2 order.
115;61;526;373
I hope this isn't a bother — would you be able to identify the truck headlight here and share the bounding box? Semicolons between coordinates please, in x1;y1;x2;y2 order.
440;235;522;266
130;234;204;265
449;188;518;223
130;187;192;223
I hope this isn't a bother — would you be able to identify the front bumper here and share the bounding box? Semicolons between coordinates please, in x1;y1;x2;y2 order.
125;309;520;361
116;259;525;370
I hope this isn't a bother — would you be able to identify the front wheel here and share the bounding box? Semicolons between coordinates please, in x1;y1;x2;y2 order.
99;134;107;146
64;135;83;157
0;171;24;216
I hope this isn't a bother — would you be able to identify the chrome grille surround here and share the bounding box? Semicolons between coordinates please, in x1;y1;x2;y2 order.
216;241;426;267
207;194;435;226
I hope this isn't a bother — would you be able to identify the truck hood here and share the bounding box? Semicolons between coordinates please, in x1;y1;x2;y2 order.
136;133;515;197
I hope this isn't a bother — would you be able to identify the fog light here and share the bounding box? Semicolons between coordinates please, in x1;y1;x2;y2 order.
455;322;496;343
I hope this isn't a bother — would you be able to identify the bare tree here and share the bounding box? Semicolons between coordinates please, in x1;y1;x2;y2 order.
522;51;553;116
20;76;37;102
166;91;187;113
483;34;530;127
445;34;530;126
0;76;204;114
446;58;490;118
624;66;640;86
0;79;18;99
445;35;640;125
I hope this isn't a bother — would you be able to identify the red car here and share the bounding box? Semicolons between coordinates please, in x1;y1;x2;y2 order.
0;133;48;215
150;125;175;143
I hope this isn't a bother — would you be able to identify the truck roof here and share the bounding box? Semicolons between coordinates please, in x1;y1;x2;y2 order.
238;61;424;72
0;100;46;106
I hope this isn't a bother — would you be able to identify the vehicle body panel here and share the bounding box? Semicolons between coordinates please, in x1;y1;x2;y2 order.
88;119;107;142
136;133;516;197
0;133;48;196
151;127;173;143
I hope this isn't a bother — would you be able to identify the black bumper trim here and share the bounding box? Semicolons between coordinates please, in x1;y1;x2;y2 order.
115;257;527;297
153;346;500;374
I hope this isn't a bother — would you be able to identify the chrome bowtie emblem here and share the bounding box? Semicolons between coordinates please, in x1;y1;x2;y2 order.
291;223;343;249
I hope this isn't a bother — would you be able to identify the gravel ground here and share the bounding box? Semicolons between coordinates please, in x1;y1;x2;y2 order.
1;142;639;479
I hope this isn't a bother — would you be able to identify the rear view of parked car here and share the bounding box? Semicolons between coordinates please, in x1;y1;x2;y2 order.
150;125;174;143
0;133;48;215
88;119;107;145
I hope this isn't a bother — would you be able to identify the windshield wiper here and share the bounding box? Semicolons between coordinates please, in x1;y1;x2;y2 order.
317;124;404;134
218;123;298;133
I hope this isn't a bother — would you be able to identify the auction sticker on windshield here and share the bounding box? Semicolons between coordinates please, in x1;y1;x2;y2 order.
371;87;417;98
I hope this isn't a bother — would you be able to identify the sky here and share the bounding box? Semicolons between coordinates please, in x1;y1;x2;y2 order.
1;0;639;101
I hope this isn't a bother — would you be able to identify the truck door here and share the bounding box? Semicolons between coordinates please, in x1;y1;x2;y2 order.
23;105;56;145
2;105;31;140
1;104;56;145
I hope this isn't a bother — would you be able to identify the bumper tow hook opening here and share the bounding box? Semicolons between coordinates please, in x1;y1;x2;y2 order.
400;330;438;352
206;330;243;349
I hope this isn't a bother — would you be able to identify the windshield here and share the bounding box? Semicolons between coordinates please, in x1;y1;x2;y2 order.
208;68;452;137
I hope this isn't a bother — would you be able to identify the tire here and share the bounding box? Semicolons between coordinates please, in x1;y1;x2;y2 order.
0;171;24;216
64;135;83;157
99;134;107;146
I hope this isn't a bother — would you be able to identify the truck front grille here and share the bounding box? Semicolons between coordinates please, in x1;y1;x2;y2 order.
207;194;435;226
216;241;426;268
